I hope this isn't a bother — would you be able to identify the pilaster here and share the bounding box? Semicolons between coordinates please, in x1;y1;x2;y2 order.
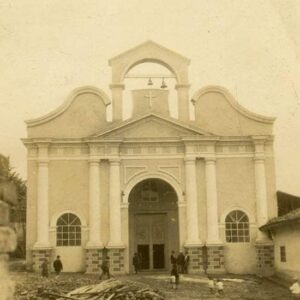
252;137;269;241
86;156;103;248
184;157;201;246
34;143;51;248
205;157;222;245
108;158;124;248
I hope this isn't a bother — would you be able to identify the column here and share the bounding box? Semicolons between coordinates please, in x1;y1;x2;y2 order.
34;144;50;248
110;83;124;122
205;158;221;245
176;84;190;122
86;159;102;247
253;138;270;241
108;159;123;247
184;157;201;245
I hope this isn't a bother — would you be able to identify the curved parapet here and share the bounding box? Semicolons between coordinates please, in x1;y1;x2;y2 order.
26;86;111;138
192;85;275;136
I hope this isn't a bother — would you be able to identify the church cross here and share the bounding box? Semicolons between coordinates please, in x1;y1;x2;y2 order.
144;91;156;108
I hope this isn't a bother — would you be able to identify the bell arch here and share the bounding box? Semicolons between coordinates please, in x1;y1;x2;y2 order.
108;41;191;122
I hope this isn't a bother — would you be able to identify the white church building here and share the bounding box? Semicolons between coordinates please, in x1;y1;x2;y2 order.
23;41;277;275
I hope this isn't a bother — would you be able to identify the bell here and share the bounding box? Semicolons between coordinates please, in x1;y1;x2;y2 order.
160;78;167;89
147;78;153;86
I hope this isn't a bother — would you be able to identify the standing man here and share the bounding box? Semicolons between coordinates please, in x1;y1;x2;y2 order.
132;253;139;274
99;256;110;280
177;252;185;273
53;255;63;277
41;259;49;278
170;250;177;266
183;251;190;274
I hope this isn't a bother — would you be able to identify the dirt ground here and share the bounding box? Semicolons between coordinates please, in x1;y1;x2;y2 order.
11;271;291;300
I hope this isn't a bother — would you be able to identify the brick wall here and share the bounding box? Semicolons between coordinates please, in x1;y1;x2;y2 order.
256;244;274;276
184;246;204;273
32;249;52;272
206;245;225;274
85;248;103;274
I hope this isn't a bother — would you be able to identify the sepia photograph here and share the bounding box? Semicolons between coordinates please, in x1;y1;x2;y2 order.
1;1;300;299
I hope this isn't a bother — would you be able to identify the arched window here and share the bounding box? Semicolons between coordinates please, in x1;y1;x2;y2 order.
225;210;250;243
56;213;81;246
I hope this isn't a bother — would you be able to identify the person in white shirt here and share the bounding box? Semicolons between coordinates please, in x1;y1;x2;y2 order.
290;277;300;299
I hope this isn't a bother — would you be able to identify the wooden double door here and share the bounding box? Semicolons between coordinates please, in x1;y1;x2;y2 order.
134;214;166;270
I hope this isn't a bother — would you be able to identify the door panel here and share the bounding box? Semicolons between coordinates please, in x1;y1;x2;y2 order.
153;244;165;269
137;244;150;269
134;214;166;270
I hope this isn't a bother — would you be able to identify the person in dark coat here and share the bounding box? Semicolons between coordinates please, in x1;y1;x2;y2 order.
170;263;179;289
177;252;185;273
183;251;190;274
99;256;110;280
41;259;49;278
170;250;177;266
53;255;63;277
132;253;139;274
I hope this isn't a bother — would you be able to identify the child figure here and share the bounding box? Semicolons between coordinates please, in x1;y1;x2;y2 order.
170;264;179;290
290;277;300;299
207;276;214;294
216;279;224;296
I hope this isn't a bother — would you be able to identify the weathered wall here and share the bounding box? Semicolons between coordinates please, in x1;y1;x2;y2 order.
216;157;257;274
28;92;108;138
273;225;300;279
193;91;273;136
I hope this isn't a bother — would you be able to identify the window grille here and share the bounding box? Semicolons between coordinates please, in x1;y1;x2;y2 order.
225;210;250;243
56;213;81;246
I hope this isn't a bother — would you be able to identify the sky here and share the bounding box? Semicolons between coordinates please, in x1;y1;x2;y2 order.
0;0;300;195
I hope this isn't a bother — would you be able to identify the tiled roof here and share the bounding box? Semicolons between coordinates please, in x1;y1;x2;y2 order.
260;208;300;230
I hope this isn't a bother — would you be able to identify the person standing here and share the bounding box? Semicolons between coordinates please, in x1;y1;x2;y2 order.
170;264;179;290
53;255;63;277
177;252;184;273
132;253;139;274
183;251;190;274
41;259;49;278
99;256;110;280
290;277;300;299
170;250;177;266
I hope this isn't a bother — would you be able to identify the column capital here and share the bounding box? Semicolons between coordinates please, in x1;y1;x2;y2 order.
88;158;100;165
110;83;125;90
184;157;196;163
109;158;121;165
254;156;265;163
37;159;49;165
205;157;216;163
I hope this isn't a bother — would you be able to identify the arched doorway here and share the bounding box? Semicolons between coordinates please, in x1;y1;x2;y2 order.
128;178;179;272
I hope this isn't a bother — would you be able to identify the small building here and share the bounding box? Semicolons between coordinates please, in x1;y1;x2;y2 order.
260;207;300;280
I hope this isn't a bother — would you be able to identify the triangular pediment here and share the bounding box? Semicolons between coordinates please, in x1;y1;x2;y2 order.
92;114;211;140
109;40;190;66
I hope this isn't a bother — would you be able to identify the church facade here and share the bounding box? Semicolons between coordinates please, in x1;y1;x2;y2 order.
23;41;277;275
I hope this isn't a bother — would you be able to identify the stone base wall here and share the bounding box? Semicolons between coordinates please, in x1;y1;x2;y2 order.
256;243;274;277
85;248;103;274
184;246;204;273
108;248;125;274
206;245;225;274
32;248;52;272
